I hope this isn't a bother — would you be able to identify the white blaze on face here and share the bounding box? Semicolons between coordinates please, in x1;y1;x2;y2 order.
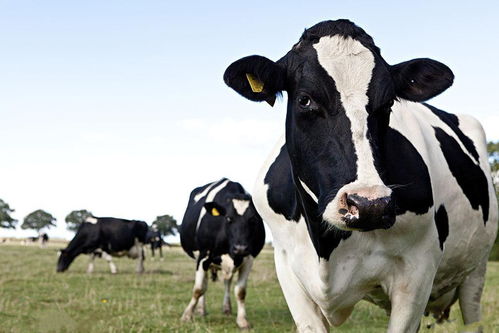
85;216;98;224
313;35;391;227
232;199;250;216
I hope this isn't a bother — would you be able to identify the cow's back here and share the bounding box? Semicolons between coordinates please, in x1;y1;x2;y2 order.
99;218;148;253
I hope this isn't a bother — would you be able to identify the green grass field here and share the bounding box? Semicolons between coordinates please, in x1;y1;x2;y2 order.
0;244;498;332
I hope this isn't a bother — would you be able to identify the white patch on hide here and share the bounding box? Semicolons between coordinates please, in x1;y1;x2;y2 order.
299;179;318;203
196;179;230;231
85;216;98;224
232;199;250;216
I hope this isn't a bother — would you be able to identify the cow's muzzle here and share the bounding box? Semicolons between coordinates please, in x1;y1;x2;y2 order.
340;194;395;231
232;244;249;256
322;184;395;231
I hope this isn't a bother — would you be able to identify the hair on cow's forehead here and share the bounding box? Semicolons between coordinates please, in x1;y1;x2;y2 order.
299;19;381;55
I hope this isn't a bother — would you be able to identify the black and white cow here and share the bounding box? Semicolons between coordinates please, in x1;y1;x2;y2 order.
224;19;498;332
145;225;164;260
25;232;49;248
57;216;148;274
180;178;265;329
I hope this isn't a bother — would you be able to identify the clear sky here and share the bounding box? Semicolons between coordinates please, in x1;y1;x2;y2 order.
1;0;498;240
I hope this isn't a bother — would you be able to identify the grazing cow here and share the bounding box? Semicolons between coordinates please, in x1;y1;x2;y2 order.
24;233;49;248
180;178;265;329
57;216;148;274
145;225;164;260
224;19;498;332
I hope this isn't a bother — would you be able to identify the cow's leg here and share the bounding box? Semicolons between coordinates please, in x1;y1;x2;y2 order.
386;264;438;333
274;250;328;333
102;252;117;274
457;256;487;333
135;243;145;273
223;274;233;315
159;245;164;261
195;295;207;316
87;253;96;273
181;257;209;322
150;244;155;260
233;256;254;329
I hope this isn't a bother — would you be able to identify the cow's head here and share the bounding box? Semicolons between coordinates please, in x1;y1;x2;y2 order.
224;19;453;231
204;194;263;260
56;248;75;272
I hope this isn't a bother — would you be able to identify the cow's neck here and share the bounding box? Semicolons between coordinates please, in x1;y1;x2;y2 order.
293;174;352;260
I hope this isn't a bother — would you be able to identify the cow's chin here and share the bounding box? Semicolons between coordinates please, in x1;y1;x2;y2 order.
322;204;396;232
323;214;396;232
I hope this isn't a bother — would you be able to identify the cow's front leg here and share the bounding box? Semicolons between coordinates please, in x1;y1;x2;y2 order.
136;245;145;273
181;257;209;322
150;244;155;260
87;253;96;273
274;248;328;333
159;246;164;261
233;256;254;329
386;263;438;333
102;252;117;274
195;295;207;316
223;274;233;315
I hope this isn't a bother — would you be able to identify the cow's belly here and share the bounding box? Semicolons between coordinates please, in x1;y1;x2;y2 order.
431;197;497;298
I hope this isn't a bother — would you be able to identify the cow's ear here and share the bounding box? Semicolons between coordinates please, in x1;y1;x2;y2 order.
204;202;226;217
224;55;286;107
390;58;454;102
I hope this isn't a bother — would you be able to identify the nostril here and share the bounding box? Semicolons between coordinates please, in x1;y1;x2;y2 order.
345;194;361;218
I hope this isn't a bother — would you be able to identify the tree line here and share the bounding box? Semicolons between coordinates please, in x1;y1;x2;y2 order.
0;203;178;237
1;141;498;245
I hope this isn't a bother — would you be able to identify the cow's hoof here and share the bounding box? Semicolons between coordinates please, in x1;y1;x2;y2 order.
180;313;192;322
237;319;251;330
195;309;207;316
223;308;232;315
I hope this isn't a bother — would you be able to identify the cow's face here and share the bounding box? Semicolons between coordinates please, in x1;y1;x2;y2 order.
56;249;74;272
204;195;261;259
224;19;453;231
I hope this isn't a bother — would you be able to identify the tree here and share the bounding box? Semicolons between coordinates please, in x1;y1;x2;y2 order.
21;210;56;232
488;141;499;174
152;214;178;236
0;199;17;229
65;209;92;232
487;141;499;261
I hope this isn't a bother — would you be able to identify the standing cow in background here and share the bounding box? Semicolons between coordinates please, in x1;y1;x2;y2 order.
224;19;498;332
57;216;148;274
180;178;265;329
146;225;164;260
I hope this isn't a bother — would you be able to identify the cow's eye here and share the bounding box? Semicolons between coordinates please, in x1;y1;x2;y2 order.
297;94;320;113
226;217;232;223
298;95;311;108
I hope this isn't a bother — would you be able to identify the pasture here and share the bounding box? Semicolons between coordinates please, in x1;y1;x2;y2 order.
0;244;498;332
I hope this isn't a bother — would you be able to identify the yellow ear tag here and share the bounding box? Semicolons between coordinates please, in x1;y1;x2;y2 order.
246;73;264;93
211;207;220;216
